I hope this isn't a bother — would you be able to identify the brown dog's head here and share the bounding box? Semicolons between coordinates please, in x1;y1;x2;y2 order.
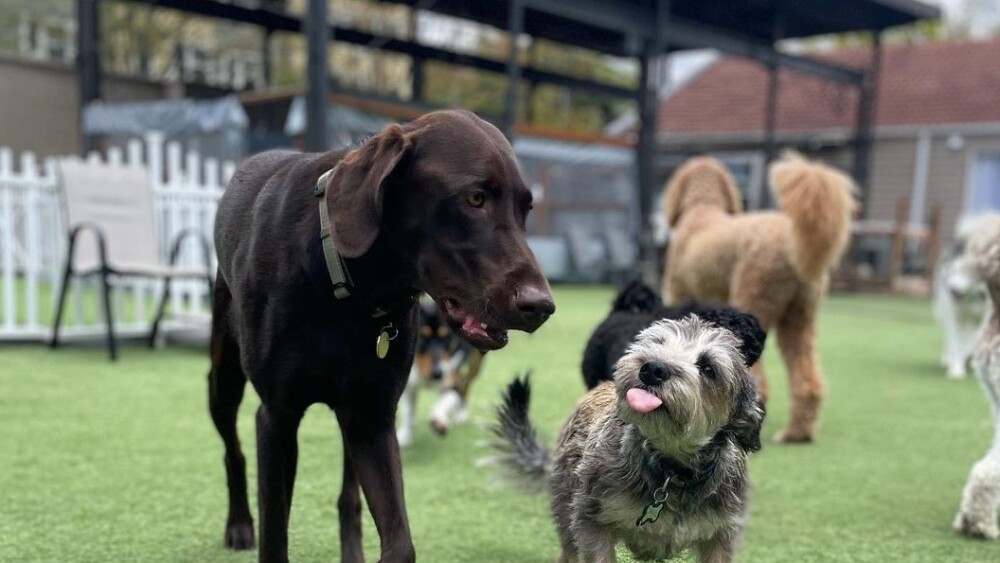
325;109;554;350
663;156;742;227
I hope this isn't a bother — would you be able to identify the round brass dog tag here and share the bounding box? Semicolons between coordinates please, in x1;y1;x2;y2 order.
376;331;390;359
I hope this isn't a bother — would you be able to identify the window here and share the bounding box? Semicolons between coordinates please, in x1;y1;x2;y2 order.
713;153;765;210
966;153;1000;213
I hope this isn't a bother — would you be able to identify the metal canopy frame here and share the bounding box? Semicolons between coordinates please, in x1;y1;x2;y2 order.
77;0;937;273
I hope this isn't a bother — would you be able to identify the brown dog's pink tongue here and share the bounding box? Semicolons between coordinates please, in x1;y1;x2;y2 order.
626;388;663;413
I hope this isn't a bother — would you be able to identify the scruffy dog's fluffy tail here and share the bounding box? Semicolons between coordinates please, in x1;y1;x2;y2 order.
770;151;857;281
486;374;550;493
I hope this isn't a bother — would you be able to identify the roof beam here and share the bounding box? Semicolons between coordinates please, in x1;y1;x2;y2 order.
669;18;863;83
522;0;640;37
874;0;941;21
119;0;636;99
524;0;863;84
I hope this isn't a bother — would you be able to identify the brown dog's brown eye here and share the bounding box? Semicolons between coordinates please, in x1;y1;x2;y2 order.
437;327;448;338
467;191;486;208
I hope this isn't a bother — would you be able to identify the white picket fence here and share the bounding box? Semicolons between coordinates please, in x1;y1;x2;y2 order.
0;133;234;342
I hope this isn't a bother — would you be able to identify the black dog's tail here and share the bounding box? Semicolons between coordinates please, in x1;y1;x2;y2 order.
611;279;662;314
484;373;550;494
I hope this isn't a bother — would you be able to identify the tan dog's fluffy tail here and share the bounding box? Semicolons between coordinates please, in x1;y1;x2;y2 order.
770;152;856;281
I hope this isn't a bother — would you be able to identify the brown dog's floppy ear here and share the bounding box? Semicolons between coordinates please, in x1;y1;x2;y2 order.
325;123;411;258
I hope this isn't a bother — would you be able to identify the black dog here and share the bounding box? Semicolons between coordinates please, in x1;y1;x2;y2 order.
582;280;766;389
209;110;554;562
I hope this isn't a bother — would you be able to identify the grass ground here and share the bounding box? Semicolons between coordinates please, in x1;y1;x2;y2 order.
0;286;996;562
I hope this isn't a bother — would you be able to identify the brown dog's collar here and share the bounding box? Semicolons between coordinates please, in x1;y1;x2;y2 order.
314;168;413;318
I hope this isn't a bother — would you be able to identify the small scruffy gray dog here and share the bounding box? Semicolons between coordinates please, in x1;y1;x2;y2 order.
491;316;765;563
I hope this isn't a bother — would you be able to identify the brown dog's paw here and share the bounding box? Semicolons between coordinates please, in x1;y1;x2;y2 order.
772;429;814;444
224;519;256;550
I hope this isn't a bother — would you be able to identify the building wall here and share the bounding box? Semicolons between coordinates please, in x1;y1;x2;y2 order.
0;56;167;158
926;134;1000;239
863;131;1000;241
866;137;918;225
820;133;1000;243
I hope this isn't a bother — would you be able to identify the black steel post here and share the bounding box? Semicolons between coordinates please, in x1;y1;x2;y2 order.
853;31;882;219
502;0;524;140
410;7;423;103
760;7;783;209
411;56;424;102
760;62;778;209
77;0;101;155
305;0;329;151
636;0;669;285
760;6;785;209
262;27;273;88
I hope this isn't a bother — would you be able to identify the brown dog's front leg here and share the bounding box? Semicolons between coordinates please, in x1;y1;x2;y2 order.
344;419;415;563
256;404;303;563
337;425;366;563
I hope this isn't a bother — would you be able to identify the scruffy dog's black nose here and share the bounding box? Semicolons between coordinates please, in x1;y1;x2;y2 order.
639;361;671;386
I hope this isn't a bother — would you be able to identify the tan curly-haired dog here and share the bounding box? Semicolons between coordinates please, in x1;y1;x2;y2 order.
661;153;855;442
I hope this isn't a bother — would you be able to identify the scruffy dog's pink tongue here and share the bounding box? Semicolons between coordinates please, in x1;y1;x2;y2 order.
626;388;663;413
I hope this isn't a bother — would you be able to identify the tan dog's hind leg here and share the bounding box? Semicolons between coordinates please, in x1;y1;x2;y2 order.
729;277;784;406
749;362;770;405
773;289;824;443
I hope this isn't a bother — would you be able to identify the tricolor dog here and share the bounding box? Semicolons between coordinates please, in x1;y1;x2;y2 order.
397;297;486;447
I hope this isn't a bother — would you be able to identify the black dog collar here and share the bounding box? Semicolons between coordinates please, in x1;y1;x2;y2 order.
640;441;719;495
636;441;720;526
314;168;415;319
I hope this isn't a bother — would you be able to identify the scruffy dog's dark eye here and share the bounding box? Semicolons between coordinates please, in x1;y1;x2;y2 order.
697;358;717;379
467;191;486;208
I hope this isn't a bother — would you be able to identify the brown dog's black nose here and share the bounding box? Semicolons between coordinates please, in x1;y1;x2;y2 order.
514;285;555;328
639;361;672;386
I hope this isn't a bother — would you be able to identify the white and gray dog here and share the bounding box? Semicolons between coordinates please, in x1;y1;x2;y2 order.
953;212;1000;539
935;216;990;378
490;315;765;562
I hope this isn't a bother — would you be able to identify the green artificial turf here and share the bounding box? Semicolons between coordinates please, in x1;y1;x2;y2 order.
0;286;997;562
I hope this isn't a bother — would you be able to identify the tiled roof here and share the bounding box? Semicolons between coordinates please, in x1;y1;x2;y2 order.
659;39;1000;134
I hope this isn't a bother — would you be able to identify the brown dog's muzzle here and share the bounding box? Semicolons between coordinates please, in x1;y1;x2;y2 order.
512;283;555;332
438;263;554;351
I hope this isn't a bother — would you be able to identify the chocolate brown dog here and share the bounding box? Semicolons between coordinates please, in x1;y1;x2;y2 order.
209;109;554;562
